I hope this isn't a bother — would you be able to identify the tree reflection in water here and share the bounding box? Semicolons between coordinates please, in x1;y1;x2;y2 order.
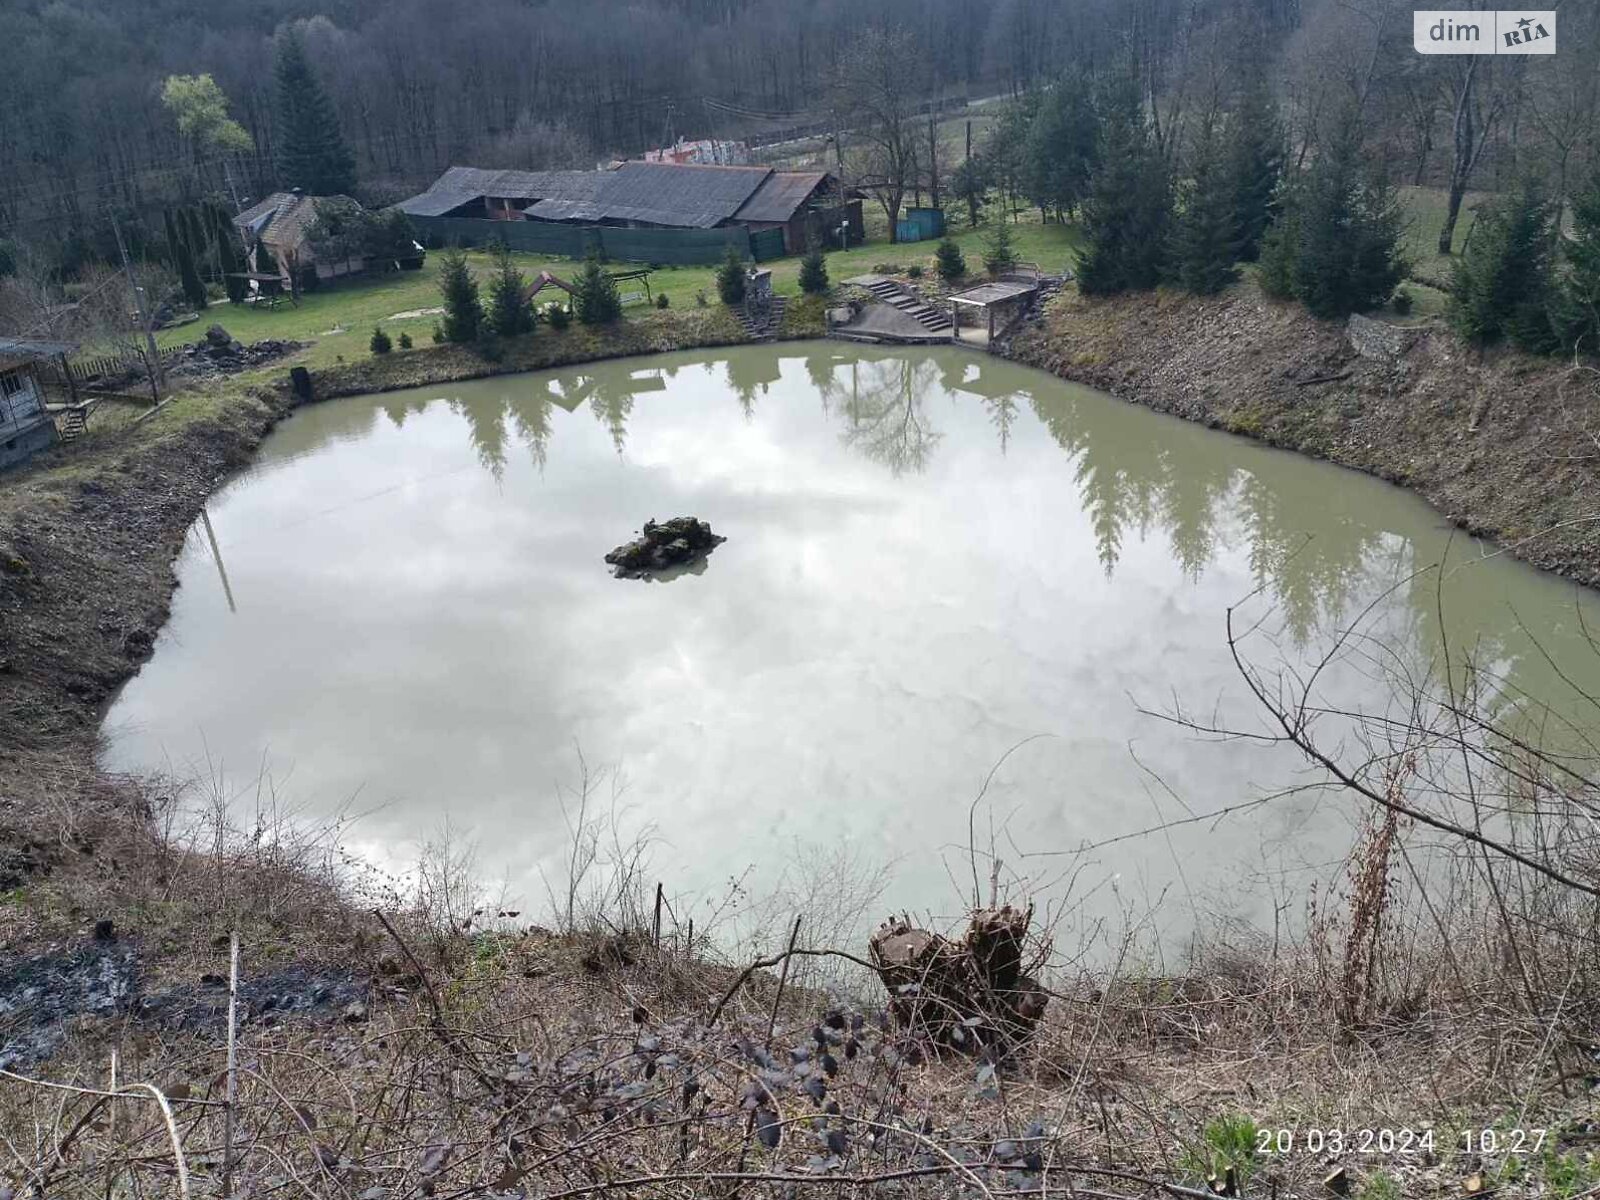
838;356;945;476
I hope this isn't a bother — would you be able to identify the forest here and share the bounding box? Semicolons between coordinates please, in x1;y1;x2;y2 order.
0;0;1595;318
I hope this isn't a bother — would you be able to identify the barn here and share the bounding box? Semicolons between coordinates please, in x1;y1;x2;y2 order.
398;162;862;258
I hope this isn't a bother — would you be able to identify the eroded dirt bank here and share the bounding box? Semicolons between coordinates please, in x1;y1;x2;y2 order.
1008;283;1600;587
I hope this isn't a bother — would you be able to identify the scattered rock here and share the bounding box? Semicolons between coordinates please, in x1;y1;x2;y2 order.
605;517;726;580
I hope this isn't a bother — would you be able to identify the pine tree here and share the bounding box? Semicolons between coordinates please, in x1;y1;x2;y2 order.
1448;176;1559;351
485;242;535;337
1021;73;1097;222
1075;74;1172;295
1554;170;1600;354
716;244;747;305
798;240;829;294
950;156;988;227
575;256;621;325
983;219;1016;275
936;237;966;281
1289;115;1407;318
436;248;482;343
273;30;356;194
1173;118;1242;295
1225;66;1285;262
1257;197;1300;299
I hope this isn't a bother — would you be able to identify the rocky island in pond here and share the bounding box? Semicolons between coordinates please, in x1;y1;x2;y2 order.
605;517;726;580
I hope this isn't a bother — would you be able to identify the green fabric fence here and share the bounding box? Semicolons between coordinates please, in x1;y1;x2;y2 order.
413;217;756;265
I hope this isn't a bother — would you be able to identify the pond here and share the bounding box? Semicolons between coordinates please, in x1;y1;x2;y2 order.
101;344;1600;955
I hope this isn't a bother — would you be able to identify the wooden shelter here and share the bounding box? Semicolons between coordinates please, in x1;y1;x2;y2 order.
947;280;1039;346
0;337;76;470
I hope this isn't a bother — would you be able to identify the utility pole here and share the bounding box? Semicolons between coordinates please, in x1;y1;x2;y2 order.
110;209;164;401
928;108;941;211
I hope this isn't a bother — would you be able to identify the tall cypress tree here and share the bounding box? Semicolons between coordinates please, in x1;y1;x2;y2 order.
274;30;356;195
1225;66;1285;262
166;207;208;310
1173;117;1242;295
210;202;248;303
1075;73;1172;295
1449;175;1559;351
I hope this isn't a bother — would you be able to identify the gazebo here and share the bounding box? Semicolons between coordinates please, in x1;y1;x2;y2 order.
947;280;1039;346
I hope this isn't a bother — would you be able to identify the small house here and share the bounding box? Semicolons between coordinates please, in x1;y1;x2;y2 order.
233;189;369;289
0;337;74;471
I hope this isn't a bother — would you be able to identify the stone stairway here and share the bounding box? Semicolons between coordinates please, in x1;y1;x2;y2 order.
734;294;787;340
862;278;952;334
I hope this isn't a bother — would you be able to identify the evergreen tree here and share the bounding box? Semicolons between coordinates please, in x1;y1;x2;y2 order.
273;30;356;194
936;237;966;281
436;247;482;343
716;244;747;304
1448;176;1559;351
1075;74;1172;295
1292;117;1406;318
485;242;535;337
1173;117;1242;295
1021;73;1097;222
982;219;1016;275
1554;170;1600;354
798;239;829;294
1225;66;1285;262
1257;198;1300;299
211;202;248;303
949;156;988;227
166;208;208;309
575;256;622;324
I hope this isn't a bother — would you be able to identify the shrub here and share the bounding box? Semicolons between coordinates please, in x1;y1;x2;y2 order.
369;325;392;355
1391;287;1414;315
398;331;413;349
431;322;445;345
655;292;669;309
546;303;571;331
906;263;924;279
716;244;748;305
695;290;709;307
872;262;904;275
799;242;829;295
935;238;966;281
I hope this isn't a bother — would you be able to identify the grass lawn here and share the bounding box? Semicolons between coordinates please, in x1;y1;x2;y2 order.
1397;184;1489;291
155;215;1084;369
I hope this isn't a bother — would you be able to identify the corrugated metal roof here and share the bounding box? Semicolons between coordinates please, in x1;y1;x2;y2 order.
590;162;770;228
397;167;608;217
0;337;78;359
399;162;832;229
733;171;830;223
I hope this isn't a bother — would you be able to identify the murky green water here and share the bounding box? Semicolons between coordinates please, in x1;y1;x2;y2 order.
101;345;1600;951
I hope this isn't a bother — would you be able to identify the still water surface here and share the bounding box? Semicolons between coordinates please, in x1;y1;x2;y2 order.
102;345;1600;950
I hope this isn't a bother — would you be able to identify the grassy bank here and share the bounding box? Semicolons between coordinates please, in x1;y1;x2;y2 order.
1010;275;1600;587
